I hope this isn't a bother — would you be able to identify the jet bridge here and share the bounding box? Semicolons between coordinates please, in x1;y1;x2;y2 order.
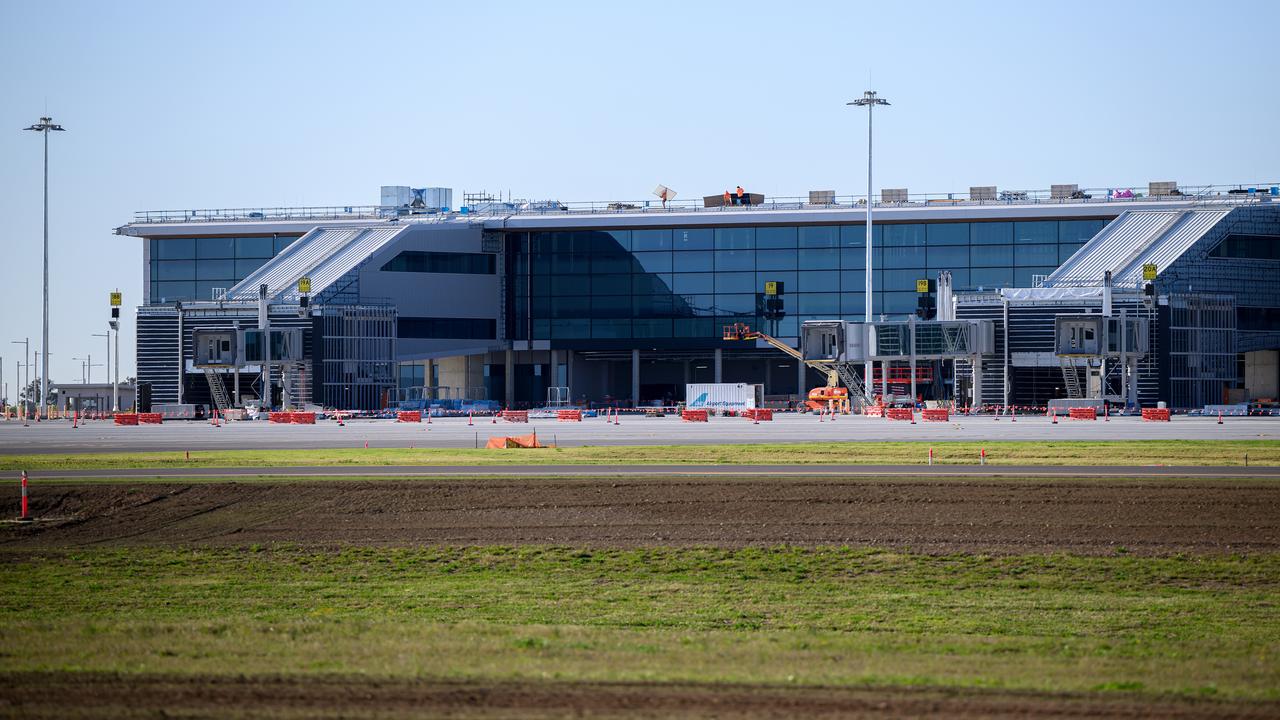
802;319;995;406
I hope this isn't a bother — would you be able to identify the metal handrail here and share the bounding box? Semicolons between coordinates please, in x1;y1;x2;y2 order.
130;182;1277;224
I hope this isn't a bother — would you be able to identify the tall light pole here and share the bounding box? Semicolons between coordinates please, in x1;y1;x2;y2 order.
847;90;889;403
24;117;65;420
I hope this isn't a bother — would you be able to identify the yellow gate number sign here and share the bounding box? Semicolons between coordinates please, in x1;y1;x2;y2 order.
109;291;122;307
916;279;930;293
298;277;312;294
1142;263;1157;281
764;281;779;296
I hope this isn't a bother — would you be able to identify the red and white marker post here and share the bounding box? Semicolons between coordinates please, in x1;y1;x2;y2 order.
18;470;31;522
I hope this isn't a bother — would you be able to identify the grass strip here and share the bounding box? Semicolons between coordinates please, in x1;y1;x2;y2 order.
1;546;1277;700
1;439;1277;471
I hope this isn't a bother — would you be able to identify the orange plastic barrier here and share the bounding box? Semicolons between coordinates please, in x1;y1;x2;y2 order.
138;413;163;424
863;405;885;418
1069;407;1098;421
485;433;549;449
1142;408;1171;422
269;412;292;424
290;412;316;425
502;410;529;423
557;409;582;422
885;408;915;421
681;409;709;422
743;408;773;421
114;413;139;426
397;411;422;423
921;408;950;422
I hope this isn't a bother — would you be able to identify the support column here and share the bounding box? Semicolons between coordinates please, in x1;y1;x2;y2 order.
797;358;806;398
881;360;889;402
909;316;917;406
631;349;640;407
764;359;772;395
504;349;515;409
714;348;723;383
972;355;983;410
549;349;559;389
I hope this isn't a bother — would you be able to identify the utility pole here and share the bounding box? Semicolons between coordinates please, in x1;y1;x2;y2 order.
847;90;890;404
93;332;110;387
11;339;29;416
24;117;66;420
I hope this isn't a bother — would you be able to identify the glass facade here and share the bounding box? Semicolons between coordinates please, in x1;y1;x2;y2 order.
509;219;1107;342
148;235;299;303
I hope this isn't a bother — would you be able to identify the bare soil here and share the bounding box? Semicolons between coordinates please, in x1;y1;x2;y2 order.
2;673;1276;719
3;477;1278;554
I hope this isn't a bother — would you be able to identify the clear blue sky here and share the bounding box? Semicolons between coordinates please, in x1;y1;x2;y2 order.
0;0;1277;387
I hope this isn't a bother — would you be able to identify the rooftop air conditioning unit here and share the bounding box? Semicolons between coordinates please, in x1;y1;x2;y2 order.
808;190;836;204
881;188;908;203
970;186;997;201
1051;184;1079;200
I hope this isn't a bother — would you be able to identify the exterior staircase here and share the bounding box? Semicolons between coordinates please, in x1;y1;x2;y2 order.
1060;360;1084;399
203;368;232;412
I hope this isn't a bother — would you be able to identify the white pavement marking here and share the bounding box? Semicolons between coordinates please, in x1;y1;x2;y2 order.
0;413;1275;454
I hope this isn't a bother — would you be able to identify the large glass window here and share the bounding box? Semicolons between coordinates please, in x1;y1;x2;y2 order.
195;259;236;281
927;245;968;268
551;253;591;274
672;251;714;272
927;223;969;245
672;273;715;294
197;237;235;259
714;294;756;315
799;247;839;270
591;274;631;295
971;222;1012;244
792;293;836;315
714;227;754;250
882;224;925;247
155;260;196;281
883;244;926;269
155;238;196;259
714;272;757;294
1014;221;1056;244
673;228;713;251
884;269;923;293
971;267;1014;288
632;251;672;273
799;226;839;248
798;270;839;292
756;249;798;271
1058;219;1106;244
632;229;672;251
756;226;797;248
591;253;633;274
970;244;1013;267
715;249;755;271
1015;243;1058;266
883;292;918;314
381;251;496;274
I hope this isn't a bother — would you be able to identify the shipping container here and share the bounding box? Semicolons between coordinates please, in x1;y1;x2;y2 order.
684;383;762;411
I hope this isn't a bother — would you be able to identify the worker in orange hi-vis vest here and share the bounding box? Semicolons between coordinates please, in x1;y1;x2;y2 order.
723;190;732;206
736;185;746;206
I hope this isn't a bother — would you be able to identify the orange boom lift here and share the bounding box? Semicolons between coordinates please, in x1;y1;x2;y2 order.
723;323;851;414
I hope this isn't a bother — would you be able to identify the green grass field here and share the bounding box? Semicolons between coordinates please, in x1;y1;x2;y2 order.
2;439;1276;471
2;546;1277;700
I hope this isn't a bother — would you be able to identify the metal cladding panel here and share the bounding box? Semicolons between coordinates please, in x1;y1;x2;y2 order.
1048;211;1182;284
223;226;405;302
1112;210;1229;286
277;226;404;302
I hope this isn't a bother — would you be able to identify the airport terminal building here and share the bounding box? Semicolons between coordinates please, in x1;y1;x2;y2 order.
115;182;1280;412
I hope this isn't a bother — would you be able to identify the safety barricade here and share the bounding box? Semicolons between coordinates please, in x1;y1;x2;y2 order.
1141;408;1171;422
502;410;530;423
1068;407;1098;421
885;408;915;421
863;405;885;418
681;409;709;422
557;409;582;422
743;408;773;421
290;412;316;425
397;411;422;423
921;408;950;422
269;412;292;424
138;413;164;424
114;413;139;426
